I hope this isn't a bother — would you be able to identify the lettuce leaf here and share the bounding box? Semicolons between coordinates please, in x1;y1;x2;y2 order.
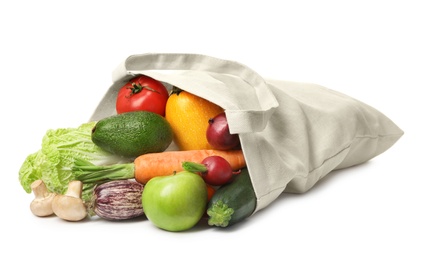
18;121;129;203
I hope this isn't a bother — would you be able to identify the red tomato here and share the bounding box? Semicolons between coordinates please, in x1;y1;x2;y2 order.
116;75;169;116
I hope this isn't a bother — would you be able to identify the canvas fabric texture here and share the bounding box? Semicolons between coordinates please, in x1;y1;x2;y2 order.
90;53;404;213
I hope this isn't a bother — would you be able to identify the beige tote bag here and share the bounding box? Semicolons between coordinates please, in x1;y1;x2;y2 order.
90;53;404;213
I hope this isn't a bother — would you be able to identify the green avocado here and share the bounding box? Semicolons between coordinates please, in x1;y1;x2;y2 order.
91;111;173;158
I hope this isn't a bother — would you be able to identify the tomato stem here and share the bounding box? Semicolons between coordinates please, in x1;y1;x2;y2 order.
129;82;160;95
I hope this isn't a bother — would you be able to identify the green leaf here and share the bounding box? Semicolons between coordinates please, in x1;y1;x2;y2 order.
18;121;130;203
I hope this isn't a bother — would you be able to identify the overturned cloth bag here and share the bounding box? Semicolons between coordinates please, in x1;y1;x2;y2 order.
90;53;404;213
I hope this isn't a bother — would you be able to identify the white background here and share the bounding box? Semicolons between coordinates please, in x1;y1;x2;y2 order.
1;0;430;259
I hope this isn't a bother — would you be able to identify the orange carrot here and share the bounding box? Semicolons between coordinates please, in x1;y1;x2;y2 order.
134;149;246;184
206;184;216;202
73;149;246;185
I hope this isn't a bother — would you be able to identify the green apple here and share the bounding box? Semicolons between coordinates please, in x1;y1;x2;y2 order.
142;171;207;232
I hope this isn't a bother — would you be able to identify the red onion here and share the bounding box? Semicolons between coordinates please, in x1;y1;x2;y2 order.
206;112;240;150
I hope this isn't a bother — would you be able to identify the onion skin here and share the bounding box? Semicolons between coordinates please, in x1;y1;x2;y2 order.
206;112;240;150
92;180;144;221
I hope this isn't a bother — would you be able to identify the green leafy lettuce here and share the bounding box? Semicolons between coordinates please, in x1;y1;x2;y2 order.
18;121;129;203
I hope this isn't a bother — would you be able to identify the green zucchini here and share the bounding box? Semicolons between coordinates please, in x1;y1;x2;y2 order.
207;167;257;227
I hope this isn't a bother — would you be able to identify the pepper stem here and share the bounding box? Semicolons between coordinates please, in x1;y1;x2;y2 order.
169;86;183;96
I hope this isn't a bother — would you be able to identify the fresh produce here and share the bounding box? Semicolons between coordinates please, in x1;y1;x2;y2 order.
73;149;246;185
116;75;169;116
182;155;241;186
206;112;240;150
207;168;256;227
18;122;128;204
52;180;88;221
19;80;258;230
91;111;173;158
91;180;144;221
165;88;224;150
30;180;56;217
142;171;207;231
206;184;216;202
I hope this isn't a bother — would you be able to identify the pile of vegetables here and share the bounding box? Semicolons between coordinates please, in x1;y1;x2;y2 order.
19;75;257;231
19;122;129;204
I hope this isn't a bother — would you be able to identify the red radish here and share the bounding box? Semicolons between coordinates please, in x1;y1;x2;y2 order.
182;156;241;186
206;112;240;150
